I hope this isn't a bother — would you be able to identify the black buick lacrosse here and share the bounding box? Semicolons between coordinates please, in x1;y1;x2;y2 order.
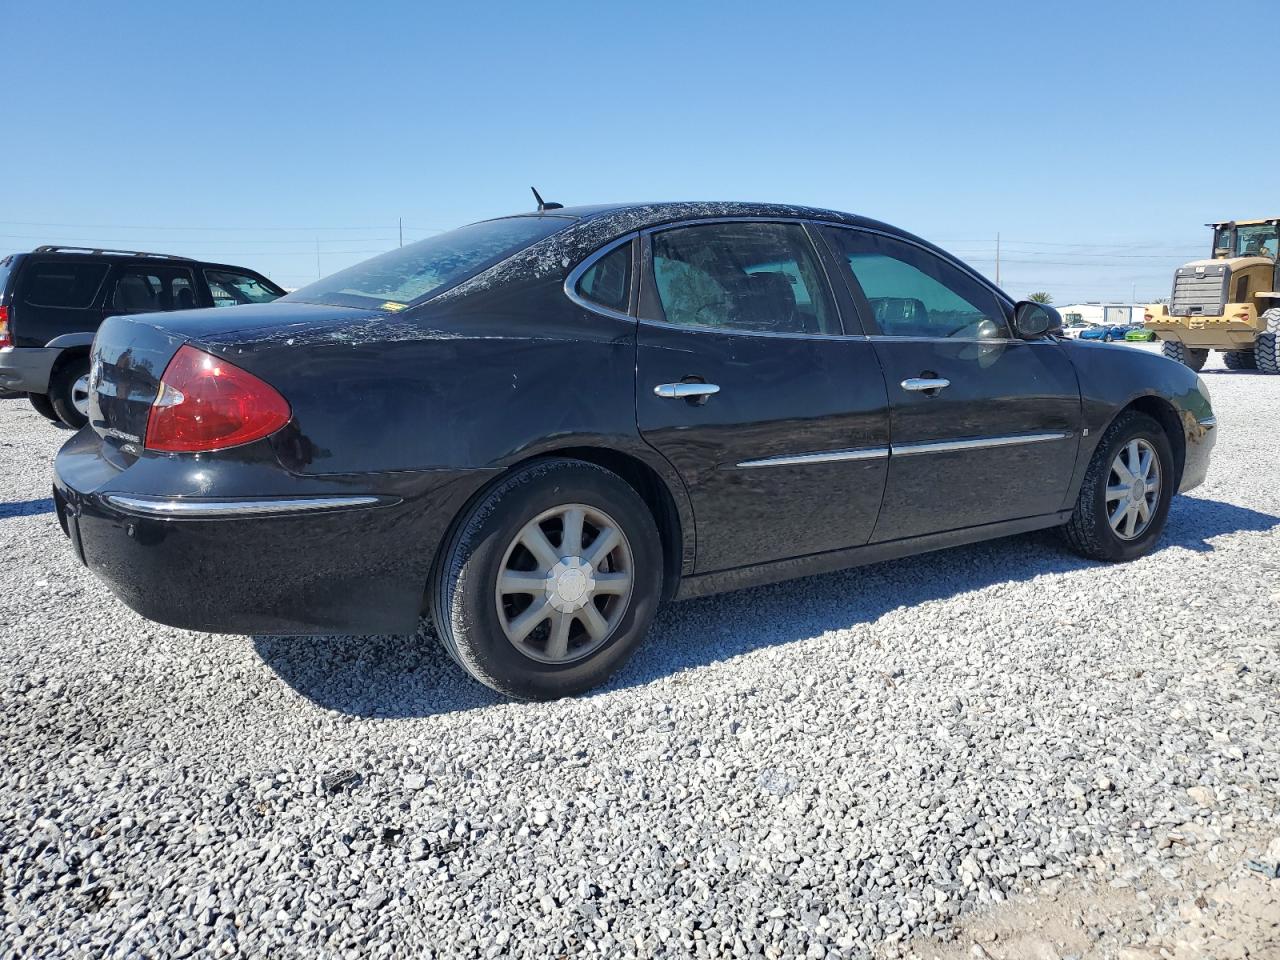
53;201;1216;698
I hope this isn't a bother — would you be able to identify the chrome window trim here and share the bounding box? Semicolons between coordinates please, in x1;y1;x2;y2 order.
891;432;1070;457
738;446;890;468
816;221;1016;313
102;494;394;518
636;317;868;342
562;233;639;323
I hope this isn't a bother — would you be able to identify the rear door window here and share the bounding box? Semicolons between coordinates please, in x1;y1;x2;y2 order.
648;222;839;335
109;265;199;313
21;261;110;309
205;269;282;307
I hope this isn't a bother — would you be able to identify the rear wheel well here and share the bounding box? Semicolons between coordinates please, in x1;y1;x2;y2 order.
48;346;90;388
1119;396;1185;489
428;448;686;609
538;447;684;601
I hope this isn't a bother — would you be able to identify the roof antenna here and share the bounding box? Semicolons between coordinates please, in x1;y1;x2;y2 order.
531;186;564;213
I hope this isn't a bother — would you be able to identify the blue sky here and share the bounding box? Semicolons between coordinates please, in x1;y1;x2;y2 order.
3;0;1276;302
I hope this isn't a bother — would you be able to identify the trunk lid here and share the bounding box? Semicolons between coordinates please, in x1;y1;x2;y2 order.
87;303;384;453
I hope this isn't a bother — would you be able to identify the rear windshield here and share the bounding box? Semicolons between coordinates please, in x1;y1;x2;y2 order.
284;216;572;310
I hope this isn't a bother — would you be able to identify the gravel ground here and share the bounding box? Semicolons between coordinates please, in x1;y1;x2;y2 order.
1;349;1278;959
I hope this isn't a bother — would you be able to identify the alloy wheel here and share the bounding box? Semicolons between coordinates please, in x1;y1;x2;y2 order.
494;503;634;664
72;374;91;418
1106;438;1161;540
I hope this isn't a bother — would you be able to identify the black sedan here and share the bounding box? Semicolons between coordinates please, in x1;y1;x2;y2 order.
53;201;1217;699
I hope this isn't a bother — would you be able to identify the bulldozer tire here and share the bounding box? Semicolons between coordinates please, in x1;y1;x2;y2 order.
1256;307;1280;374
1161;340;1208;371
1222;349;1257;371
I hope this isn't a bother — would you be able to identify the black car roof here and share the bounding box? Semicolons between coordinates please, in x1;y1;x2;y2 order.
507;200;891;234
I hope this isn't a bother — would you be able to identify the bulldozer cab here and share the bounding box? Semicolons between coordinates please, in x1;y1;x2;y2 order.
1210;219;1280;260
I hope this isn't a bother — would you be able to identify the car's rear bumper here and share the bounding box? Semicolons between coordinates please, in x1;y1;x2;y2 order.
52;427;485;636
0;346;59;393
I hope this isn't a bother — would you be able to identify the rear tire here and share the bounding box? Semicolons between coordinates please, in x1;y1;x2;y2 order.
1103;333;1113;342
27;392;58;422
430;458;662;700
1222;349;1257;371
1161;340;1207;371
1061;411;1175;563
1256;307;1280;374
48;356;91;428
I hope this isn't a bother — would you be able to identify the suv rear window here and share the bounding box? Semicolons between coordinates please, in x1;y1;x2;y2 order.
22;261;110;309
206;269;282;307
0;256;13;302
284;216;572;310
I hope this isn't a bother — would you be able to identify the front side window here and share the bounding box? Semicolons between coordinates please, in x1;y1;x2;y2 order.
823;229;1008;339
575;241;632;313
284;216;572;310
110;266;198;313
206;269;282;307
649;222;837;335
22;261;109;309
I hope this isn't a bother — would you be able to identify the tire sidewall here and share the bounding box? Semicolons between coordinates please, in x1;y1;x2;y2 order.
1082;413;1176;562
49;356;90;429
437;460;662;700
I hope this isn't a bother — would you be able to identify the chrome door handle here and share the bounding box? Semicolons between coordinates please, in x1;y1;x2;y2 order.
900;377;951;392
654;382;721;400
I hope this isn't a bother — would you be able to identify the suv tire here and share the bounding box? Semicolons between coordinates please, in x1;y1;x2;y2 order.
1061;410;1175;563
1256;307;1280;374
1222;349;1257;371
27;392;58;422
431;458;662;700
1161;340;1207;371
48;355;91;429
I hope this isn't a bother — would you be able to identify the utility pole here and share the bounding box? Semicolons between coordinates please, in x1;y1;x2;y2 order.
399;218;403;248
995;233;1001;286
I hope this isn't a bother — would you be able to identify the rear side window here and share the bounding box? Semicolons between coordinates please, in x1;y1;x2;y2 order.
284;216;572;309
206;269;282;307
575;242;632;313
21;261;109;309
109;266;198;313
0;256;14;301
649;222;838;335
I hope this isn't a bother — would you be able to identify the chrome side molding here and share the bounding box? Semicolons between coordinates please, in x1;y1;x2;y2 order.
738;446;890;468
891;432;1070;456
102;494;392;518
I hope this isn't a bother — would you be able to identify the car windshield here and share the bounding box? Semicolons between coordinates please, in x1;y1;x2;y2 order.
284;216;573;310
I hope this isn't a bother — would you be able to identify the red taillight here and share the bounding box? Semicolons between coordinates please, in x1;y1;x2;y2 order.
0;306;11;349
145;345;291;452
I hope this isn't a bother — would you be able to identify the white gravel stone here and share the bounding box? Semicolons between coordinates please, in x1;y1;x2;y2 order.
0;352;1277;959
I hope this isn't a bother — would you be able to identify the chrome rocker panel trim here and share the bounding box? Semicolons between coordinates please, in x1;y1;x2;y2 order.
738;446;890;468
891;432;1070;457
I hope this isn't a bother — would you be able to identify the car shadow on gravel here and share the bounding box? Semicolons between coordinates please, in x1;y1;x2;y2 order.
254;498;1277;717
0;497;55;519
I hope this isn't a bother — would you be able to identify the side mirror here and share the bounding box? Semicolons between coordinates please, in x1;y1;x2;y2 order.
1013;301;1062;339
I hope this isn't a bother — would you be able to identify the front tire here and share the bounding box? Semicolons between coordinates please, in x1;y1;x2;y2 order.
1161;340;1207;371
1061;411;1175;563
48;356;91;428
431;458;662;700
1256;307;1280;374
1222;349;1257;371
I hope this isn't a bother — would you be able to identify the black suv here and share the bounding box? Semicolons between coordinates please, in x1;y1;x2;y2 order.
0;246;285;427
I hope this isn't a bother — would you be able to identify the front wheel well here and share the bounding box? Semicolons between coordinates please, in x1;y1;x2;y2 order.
1117;396;1186;489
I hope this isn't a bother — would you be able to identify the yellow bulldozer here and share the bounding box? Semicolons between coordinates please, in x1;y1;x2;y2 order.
1145;218;1280;372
